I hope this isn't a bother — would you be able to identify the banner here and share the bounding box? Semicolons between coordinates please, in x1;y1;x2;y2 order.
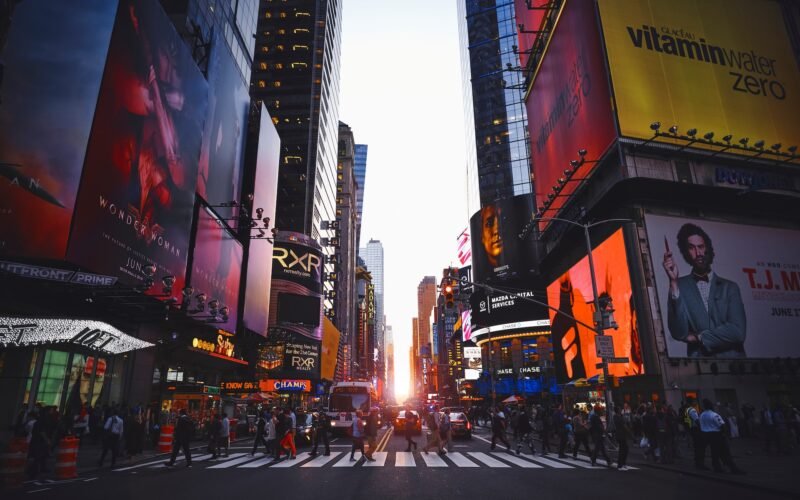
67;0;207;300
599;0;800;159
321;317;341;381
546;229;645;382
0;2;117;259
645;215;800;358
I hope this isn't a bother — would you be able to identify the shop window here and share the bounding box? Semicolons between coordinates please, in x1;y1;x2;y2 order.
166;368;184;382
25;350;69;408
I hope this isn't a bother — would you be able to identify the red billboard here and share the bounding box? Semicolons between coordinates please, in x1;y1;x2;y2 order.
243;105;281;336
546;229;644;382
514;0;548;70
189;206;243;334
0;2;117;259
526;0;616;221
66;0;208;300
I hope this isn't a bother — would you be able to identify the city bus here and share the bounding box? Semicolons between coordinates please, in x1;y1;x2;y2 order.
326;381;377;434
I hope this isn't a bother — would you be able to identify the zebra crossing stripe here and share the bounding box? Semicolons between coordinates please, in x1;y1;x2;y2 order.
271;452;312;468
444;452;479;467
491;453;543;468
572;454;637;470
363;452;388;467
394;451;416;467
301;452;342;467
207;453;259;469
333;453;362;467
467;452;510;468
517;453;576;469
239;455;277;468
420;452;448;467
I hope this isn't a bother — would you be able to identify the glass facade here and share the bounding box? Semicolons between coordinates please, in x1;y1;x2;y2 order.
360;239;384;366
353;144;368;247
457;0;480;217
459;0;532;207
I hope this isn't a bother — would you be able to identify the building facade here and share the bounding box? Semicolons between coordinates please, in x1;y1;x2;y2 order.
359;239;385;379
415;276;437;397
353;144;368;247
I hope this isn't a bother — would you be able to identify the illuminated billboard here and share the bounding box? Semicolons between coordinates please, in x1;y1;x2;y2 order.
189;206;243;334
469;277;550;341
514;0;548;70
469;194;538;283
547;229;645;382
0;3;117;259
67;0;207;300
598;0;800;159
526;0;616;220
645;215;800;359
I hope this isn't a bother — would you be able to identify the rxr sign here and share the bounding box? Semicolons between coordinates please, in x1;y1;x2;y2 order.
273;247;322;274
291;356;316;370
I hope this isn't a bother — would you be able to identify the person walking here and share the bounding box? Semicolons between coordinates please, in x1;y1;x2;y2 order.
441;409;453;453
266;408;278;457
252;410;270;455
208;414;222;459
350;409;366;461
165;409;193;467
571;409;591;458
685;398;707;470
515;408;536;455
26;411;49;479
279;408;297;459
310;408;330;456
424;406;444;454
700;399;745;474
552;404;568;458
490;407;511;452
539;405;552;455
364;408;379;461
97;408;124;467
219;413;231;457
589;405;612;467
613;406;631;471
404;406;418;452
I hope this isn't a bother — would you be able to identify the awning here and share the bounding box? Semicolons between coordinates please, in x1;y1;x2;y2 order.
0;316;153;354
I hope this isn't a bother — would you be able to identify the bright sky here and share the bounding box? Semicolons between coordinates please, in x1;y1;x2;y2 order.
339;0;469;403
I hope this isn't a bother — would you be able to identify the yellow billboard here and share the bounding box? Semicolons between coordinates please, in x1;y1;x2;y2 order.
321;317;341;381
599;0;800;158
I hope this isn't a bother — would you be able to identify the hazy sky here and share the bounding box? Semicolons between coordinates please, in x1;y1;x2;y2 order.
339;0;469;401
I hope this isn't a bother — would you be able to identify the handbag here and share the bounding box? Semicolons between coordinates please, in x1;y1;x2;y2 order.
640;436;649;448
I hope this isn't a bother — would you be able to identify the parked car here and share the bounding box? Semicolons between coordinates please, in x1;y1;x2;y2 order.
393;410;422;435
449;412;472;439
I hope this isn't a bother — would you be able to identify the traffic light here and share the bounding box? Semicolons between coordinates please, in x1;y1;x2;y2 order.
444;282;455;308
597;294;618;330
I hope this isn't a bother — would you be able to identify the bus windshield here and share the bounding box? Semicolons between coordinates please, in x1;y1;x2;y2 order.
329;392;370;412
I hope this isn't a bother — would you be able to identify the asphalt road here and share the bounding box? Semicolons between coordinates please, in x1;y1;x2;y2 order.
6;426;791;500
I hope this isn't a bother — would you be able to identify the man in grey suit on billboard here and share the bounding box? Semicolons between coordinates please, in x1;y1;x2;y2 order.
662;223;746;358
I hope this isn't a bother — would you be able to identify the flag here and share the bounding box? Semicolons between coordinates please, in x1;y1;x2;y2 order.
456;228;471;266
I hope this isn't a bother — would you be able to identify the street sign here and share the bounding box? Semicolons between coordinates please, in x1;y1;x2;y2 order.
594;335;615;358
606;357;629;364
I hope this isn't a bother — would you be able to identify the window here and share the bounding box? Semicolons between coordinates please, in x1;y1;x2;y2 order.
500;340;512;368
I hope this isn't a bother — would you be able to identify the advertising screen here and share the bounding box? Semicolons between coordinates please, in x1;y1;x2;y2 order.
546;229;645;382
645;215;800;359
257;332;321;380
321;317;341;381
526;0;616;220
197;31;249;204
598;0;800;160
514;0;548;70
66;0;207;300
0;2;117;259
189;206;242;334
463;346;482;380
469;277;549;341
242;106;280;336
469;194;538;282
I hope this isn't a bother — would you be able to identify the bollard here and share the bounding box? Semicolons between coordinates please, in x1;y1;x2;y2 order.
0;437;29;488
158;425;174;454
56;436;79;479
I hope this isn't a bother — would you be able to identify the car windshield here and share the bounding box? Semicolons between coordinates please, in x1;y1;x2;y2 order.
330;393;370;412
451;413;466;420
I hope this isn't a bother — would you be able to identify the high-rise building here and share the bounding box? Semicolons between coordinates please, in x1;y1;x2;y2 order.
416;276;437;395
456;0;479;218
385;323;394;403
359;240;385;367
458;0;532;207
411;317;419;396
353;144;368;247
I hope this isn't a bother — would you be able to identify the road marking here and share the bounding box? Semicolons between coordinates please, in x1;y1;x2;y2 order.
148;453;216;469
467;452;510;468
333;453;362;467
239;455;277;468
28;488;51;493
517;453;576;469
491;452;543;468
394;451;416;467
207;453;261;469
572;453;637;469
301;452;342;467
363;451;388;467
420;452;448;467
271;452;311;468
444;452;479;467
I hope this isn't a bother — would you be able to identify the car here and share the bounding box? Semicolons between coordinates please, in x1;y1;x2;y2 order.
296;413;314;445
393;410;422;435
449;412;472;439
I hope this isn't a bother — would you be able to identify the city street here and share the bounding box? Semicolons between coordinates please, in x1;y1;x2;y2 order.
7;426;796;500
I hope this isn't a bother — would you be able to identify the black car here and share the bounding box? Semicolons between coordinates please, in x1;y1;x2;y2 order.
449;412;472;439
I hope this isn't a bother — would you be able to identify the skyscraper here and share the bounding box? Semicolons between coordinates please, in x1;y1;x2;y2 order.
458;0;532;206
385;323;394;403
360;239;385;364
416;276;437;396
353;144;368;247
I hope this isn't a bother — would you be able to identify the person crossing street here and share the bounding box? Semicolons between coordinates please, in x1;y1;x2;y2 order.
165;409;193;468
516;408;536;455
364;408;379;461
310;408;331;456
404;405;418;452
589;405;613;467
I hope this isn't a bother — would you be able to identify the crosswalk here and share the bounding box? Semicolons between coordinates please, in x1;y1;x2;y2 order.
112;450;637;472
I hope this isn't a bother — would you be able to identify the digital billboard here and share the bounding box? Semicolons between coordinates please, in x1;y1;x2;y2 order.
469;279;550;342
598;0;800;160
526;0;616;220
645;215;800;359
514;0;548;70
197;31;249;204
0;1;117;259
469;194;538;282
242;105;280;336
66;0;207;300
547;229;645;382
189;206;242;334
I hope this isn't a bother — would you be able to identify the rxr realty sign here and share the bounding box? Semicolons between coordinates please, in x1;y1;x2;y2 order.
285;341;319;373
0;317;153;354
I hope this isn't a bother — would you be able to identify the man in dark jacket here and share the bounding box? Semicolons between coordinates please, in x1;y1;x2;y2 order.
166;409;193;467
612;406;631;470
310;408;330;456
251;410;269;456
364;408;379;461
589;405;612;467
208;414;222;459
404;406;418;452
552;404;568;458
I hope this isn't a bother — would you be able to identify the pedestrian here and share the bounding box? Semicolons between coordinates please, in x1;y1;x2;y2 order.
700;399;745;474
266;408;279;457
552;404;568;458
279;408;297;459
515;407;536;455
310;408;331;456
642;404;659;460
538;405;552;455
73;406;89;441
489;407;511;452
571;409;591;458
26;411;49;479
684;398;707;470
613;406;631;471
441;409;453;453
364;408;378;461
165;409;193;468
589;405;612;467
350;409;366;461
424;405;444;454
97;408;124;467
252;410;270;455
220;413;231;457
404;405;418;451
208;413;222;459
762;404;776;453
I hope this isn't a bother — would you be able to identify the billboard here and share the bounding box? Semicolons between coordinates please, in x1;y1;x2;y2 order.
526;0;616;219
256;335;321;380
469;194;538;282
645;215;800;359
0;1;117;259
598;0;800;159
243;106;281;336
547;229;645;382
189;206;243;334
463;346;482;380
321;317;341;381
196;31;249;204
66;0;208;300
514;0;549;70
469;277;550;341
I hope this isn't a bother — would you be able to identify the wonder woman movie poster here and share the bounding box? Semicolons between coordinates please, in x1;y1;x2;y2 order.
547;229;645;382
67;0;208;300
0;1;117;259
189;206;242;334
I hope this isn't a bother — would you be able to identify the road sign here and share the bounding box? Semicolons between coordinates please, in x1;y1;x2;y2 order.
606;357;629;364
594;335;614;359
